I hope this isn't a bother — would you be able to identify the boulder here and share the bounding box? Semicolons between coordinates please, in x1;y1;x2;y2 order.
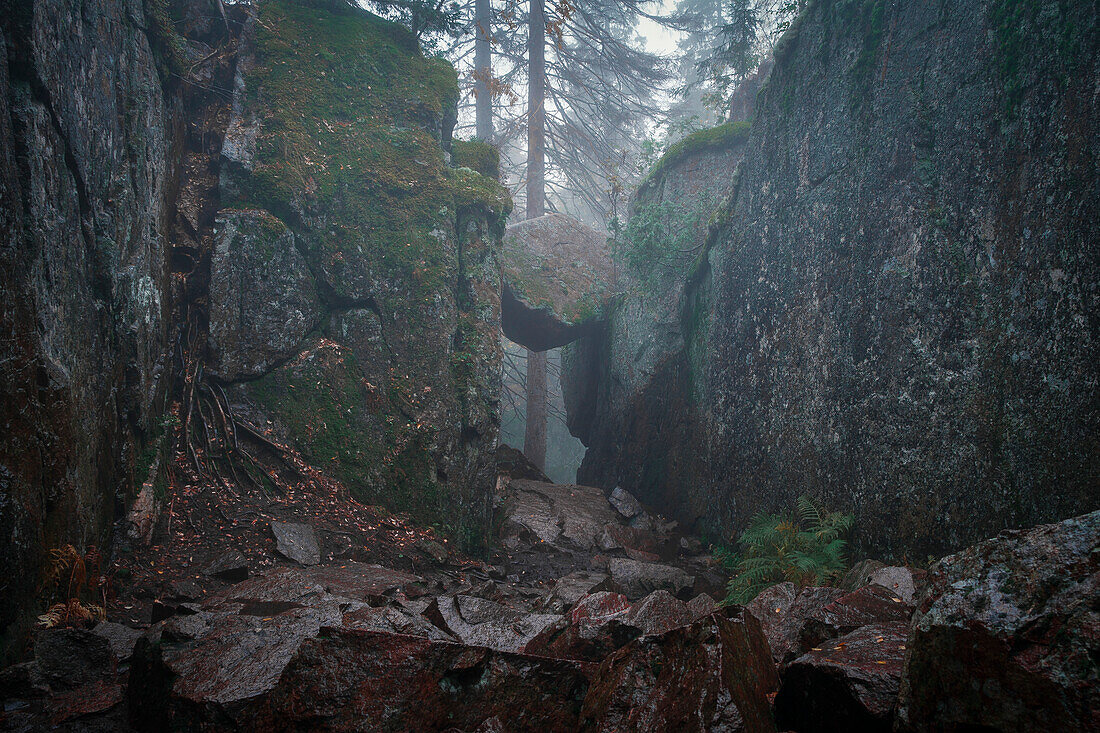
425;595;561;653
270;521;321;566
500;213;614;351
866;566;925;605
686;593;719;621
799;584;914;652
744;584;843;666
524;592;639;662
203;552;250;583
579;609;779;732
33;629;114;691
607;486;644;519
608;558;694;599
499;480;621;552
92;622;143;663
132;624;594;731
839;559;887;591
775;622;908;733
896;510;1100;732
538;571;615;614
207;209;321;381
625;590;693;636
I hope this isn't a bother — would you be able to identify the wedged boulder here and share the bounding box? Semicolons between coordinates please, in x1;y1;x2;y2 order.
799;584;914;652
896;510;1100;732
501;213;614;351
341;605;455;642
208;209;321;381
608;558;694;599
775;622;908;733
745;584;844;665
579;609;779;732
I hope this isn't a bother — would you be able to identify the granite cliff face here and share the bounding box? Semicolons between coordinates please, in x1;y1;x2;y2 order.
212;1;510;547
570;0;1100;557
0;0;179;658
0;0;509;656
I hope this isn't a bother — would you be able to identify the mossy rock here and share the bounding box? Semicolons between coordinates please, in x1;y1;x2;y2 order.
639;122;752;191
452;139;500;180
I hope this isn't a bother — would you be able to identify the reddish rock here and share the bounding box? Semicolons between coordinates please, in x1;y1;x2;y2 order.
800;584;913;652
597;523;658;555
48;679;125;726
625;590;693;636
774;622;908;733
256;628;595;731
579;609;779;732
897;510;1100;732
524;592;639;661
686;593;719;620
746;585;844;665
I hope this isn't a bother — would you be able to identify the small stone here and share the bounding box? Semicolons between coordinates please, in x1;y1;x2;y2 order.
270;521;321;566
607;486;644;519
92;622;143;663
204;551;250;583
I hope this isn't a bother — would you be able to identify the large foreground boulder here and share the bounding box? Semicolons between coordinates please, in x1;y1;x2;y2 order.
775;622;908;733
579;609;778;732
896;510;1100;732
132;624;594;731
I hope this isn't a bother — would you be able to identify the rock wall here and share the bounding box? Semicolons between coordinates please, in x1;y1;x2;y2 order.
568;124;749;524
0;0;510;657
570;0;1100;558
212;1;510;549
0;0;178;658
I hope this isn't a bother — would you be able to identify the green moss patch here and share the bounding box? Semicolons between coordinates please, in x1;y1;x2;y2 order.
640;122;752;191
233;0;509;301
452;139;500;180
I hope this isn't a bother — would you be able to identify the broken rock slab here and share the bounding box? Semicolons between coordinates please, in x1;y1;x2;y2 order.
896;510;1100;733
270;521;321;566
425;595;561;653
775;621;908;733
799;583;914;652
608;557;694;600
745;584;845;666
579;609;779;732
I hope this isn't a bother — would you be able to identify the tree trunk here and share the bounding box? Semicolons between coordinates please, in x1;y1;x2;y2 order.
523;0;548;470
474;0;493;141
523;349;548;469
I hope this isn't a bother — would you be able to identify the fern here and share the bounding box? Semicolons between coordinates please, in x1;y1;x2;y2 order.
37;545;109;629
720;496;854;605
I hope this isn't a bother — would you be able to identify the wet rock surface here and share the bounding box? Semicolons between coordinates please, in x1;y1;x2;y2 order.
579;609;779;732
776;622;908;733
896;510;1100;732
568;0;1100;559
